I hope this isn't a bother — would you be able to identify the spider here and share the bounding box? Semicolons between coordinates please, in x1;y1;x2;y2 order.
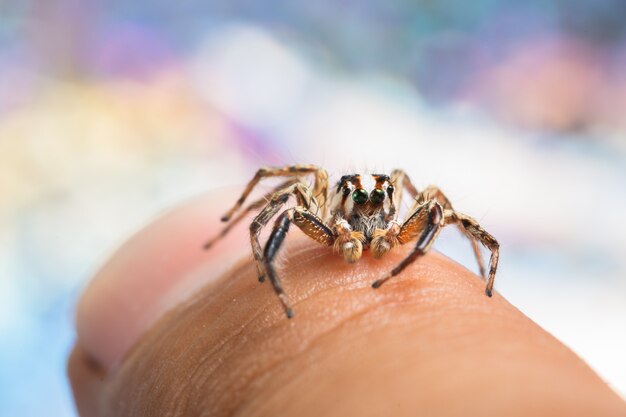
203;164;499;318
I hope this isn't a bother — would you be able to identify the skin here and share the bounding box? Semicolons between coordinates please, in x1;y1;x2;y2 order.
69;192;626;417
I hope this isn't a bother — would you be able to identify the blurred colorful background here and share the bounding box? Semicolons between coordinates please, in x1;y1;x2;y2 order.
1;1;625;415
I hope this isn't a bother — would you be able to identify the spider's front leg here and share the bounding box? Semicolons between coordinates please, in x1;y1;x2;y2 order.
263;207;335;318
372;200;444;288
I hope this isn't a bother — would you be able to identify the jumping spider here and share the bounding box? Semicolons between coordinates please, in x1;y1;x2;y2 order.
204;164;499;318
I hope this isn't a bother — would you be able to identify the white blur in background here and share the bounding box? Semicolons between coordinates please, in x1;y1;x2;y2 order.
1;6;626;416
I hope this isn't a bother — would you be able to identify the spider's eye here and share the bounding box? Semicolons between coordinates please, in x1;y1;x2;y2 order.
352;188;368;205
370;188;386;204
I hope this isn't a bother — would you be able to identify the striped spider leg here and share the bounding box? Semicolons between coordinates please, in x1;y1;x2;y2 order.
204;165;499;318
381;170;490;283
204;165;329;280
263;206;336;318
219;165;329;222
201;165;336;317
257;176;366;317
202;178;299;250
371;191;500;297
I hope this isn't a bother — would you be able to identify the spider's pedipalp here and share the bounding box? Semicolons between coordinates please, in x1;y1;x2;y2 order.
370;220;401;259
332;219;366;263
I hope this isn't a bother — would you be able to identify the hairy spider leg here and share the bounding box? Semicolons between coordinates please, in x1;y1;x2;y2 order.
221;165;329;222
443;210;499;297
249;183;316;283
371;200;443;288
389;169;419;218
263;207;335;318
203;179;298;250
389;173;488;280
418;185;487;279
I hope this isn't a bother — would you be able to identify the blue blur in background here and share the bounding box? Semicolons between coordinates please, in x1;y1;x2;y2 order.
1;1;626;415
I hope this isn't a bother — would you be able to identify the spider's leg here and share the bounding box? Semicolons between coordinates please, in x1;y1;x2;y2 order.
420;185;487;278
389;169;419;218
203;179;298;250
372;200;443;288
221;165;329;222
263;207;335;318
250;183;315;282
292;207;336;247
263;210;295;318
444;210;499;297
390;169;419;199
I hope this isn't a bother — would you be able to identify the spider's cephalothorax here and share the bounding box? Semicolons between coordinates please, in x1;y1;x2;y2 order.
204;165;499;318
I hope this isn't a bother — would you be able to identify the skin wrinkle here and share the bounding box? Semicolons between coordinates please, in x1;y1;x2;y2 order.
226;270;469;416
228;299;404;417
244;307;576;417
68;190;626;417
239;264;564;414
108;256;260;416
108;248;483;416
293;251;483;359
122;272;278;412
239;304;493;417
102;249;360;412
180;286;297;415
190;311;293;412
78;233;626;417
218;280;402;402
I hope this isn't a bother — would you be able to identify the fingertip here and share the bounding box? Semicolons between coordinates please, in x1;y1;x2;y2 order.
96;242;626;417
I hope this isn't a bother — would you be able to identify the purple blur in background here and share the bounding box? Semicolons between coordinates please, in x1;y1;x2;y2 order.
1;1;625;415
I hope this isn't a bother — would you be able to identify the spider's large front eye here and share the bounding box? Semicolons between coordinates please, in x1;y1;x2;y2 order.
370;188;386;204
352;188;368;205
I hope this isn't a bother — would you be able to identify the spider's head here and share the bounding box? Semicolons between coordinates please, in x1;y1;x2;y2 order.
332;174;394;217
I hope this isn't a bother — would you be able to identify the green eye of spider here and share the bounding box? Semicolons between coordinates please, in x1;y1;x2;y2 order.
352;189;368;205
370;188;386;204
